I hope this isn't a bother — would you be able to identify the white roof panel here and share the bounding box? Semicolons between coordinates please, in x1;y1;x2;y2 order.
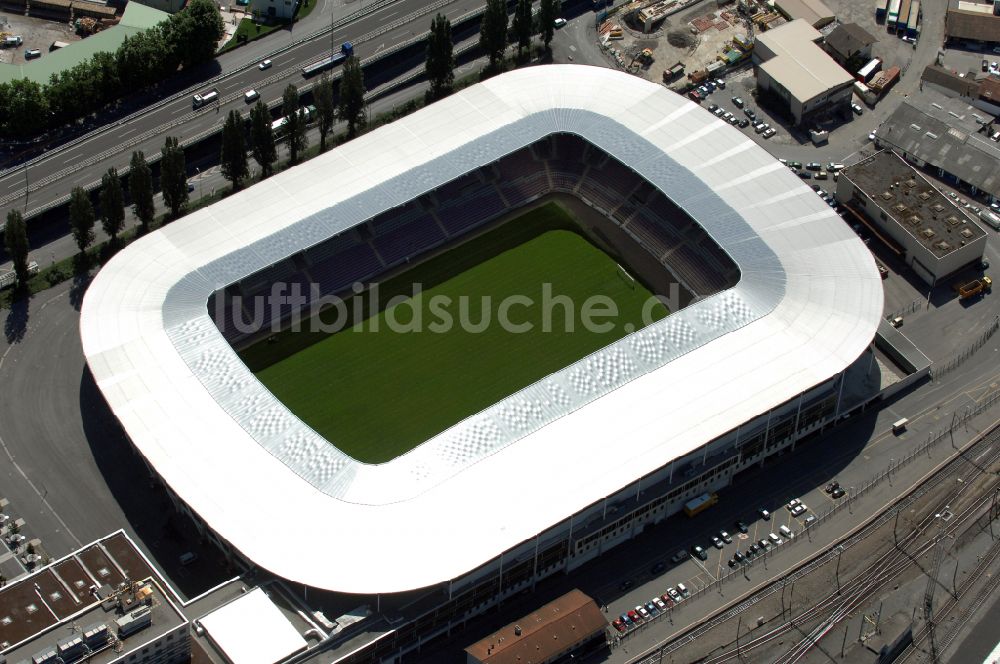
80;65;883;593
199;588;307;664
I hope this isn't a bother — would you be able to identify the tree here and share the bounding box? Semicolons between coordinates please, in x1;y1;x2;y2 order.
479;0;509;71
220;110;249;190
6;79;48;137
160;136;188;218
129;151;155;231
250;101;277;177
3;210;30;289
426;13;455;101
512;0;534;60
100;167;126;244
337;56;367;139
314;73;335;152
281;84;308;164
69;187;96;255
539;0;561;50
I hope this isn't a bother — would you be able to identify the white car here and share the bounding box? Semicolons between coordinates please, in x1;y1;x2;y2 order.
259;59;272;70
791;504;808;517
762;127;776;139
553;17;567;28
868;131;877;141
244;89;260;103
786;498;801;511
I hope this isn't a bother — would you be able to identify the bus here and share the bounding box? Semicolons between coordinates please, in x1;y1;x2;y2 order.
683;492;718;518
271;105;317;138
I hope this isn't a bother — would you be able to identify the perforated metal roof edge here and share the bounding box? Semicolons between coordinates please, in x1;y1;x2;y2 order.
80;65;883;593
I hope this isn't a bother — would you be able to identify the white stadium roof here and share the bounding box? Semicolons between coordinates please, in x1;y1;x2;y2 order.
81;65;883;593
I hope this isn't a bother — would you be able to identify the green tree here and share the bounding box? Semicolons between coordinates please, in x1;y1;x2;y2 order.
250;101;277;177
539;0;561;50
425;13;455;101
281;84;308;164
3;210;30;289
314;73;335;152
69;186;96;255
6;79;48;137
100;167;126;244
220;110;249;190
90;51;121;106
129;151;155;232
160;136;189;218
337;56;367;139
512;0;534;60
479;0;509;71
166;0;224;69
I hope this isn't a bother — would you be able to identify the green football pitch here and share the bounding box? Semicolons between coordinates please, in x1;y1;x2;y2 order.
242;203;667;463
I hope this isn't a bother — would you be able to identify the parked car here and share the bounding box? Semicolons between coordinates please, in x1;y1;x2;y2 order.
738;118;750;128
749;543;760;555
712;536;725;549
759;538;770;549
733;550;745;563
824;481;841;493
735;520;749;534
744;108;756;120
628;609;640;622
983;59;989;72
24;48;41;59
723;112;734;122
651;561;666;574
728;557;737;568
791;504;808;517
787;498;801;510
646;601;659;616
769;532;783;545
259;59;272;70
660;593;675;608
805;162;821;171
707;103;719;112
613;618;627;633
705;80;716;92
670;550;689;563
714;107;726;117
759;508;771;520
762;127;776;138
698;85;710;96
689;90;702;102
666;587;680;602
831;487;846;499
720;530;732;544
789;161;802;169
636;605;650;619
716;78;726;89
553;17;568;27
653;597;667;611
754;123;769;134
798;171;812;179
728;115;740;125
732;96;745;107
851;103;863;115
692;545;708;560
804;515;817;527
677;583;689;597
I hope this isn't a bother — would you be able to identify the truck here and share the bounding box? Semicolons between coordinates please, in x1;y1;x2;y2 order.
662;61;685;83
192;88;219;108
687;69;709;84
958;276;992;299
905;0;920;38
875;0;889;21
2;35;23;48
271;104;317;138
856;57;883;83
979;209;1000;230
301;41;354;77
870;65;900;95
683;492;718;517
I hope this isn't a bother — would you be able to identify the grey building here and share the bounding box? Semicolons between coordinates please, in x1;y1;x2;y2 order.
824;23;878;69
836;150;988;285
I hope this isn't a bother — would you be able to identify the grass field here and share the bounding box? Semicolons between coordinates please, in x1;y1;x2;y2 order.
245;203;667;463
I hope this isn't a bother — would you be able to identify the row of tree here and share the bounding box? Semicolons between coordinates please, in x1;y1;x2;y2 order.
0;0;224;138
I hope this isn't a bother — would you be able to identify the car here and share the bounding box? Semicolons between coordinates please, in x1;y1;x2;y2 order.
869;131;877;141
981;259;991;270
714;107;726;117
706;80;717;91
259;59;272;70
660;593;675;608
744;108;756;120
754;123;769;134
628;609;640;622
948;191;959;200
732;96;745;107
759;538;770;549
984;59;990;72
749;543;760;555
902;35;915;43
831;487;846;499
852;103;863;115
733;550;745;563
187;182;196;193
811;184;822;193
716;78;726;89
651;561;666;574
720;530;732;544
653;597;667;611
670;550;689;563
791;504;807;517
735;520;749;534
646;601;659;616
692;545;708;560
620;579;634;591
707;103;719;112
728;115;740;125
698;86;710;96
24;48;41;59
666;587;680;602
798;171;812;179
759;508;771;520
787;498;801;510
824;481;840;493
244;89;260;103
804;515;817;527
789;161;802;169
613;618;627;633
763;128;776;138
728;558;737;567
636;605;650;619
744;547;755;560
722;111;734;122
554;17;567;27
738;118;750;128
769;532;783;545
711;536;724;549
677;583;689;597
689;90;702;102
806;162;821;171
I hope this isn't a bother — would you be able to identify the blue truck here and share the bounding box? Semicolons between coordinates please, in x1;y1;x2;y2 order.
302;42;354;77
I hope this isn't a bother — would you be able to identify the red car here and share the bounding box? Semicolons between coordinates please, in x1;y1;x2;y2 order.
660;593;675;608
612;618;627;633
627;609;640;622
688;90;702;102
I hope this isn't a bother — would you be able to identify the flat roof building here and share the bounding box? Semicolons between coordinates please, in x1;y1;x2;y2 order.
823;22;878;68
773;0;836;27
753;19;854;125
836;150;988;285
465;590;607;664
945;0;1000;46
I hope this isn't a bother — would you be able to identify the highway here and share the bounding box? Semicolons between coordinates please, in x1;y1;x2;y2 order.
0;0;491;223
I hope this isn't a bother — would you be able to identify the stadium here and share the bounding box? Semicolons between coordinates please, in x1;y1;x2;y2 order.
80;66;883;655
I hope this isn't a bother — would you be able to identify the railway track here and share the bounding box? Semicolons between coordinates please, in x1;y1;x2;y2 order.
629;422;1000;664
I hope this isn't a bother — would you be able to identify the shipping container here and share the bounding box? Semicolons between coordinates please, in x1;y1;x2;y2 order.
857;57;883;83
906;0;920;37
896;0;912;33
875;0;889;21
886;0;901;29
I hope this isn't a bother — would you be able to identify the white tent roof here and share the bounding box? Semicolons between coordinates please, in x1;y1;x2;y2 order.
80;65;883;594
199;588;307;664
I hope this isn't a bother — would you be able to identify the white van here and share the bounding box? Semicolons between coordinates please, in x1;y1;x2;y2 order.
779;525;793;539
244;89;260;103
892;418;909;434
768;532;782;545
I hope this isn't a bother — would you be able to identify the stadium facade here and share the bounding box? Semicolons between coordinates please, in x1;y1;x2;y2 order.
81;66;883;659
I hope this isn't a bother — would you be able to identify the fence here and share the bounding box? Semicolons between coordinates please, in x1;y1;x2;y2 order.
884;298;923;321
614;391;1000;659
930;315;1000;381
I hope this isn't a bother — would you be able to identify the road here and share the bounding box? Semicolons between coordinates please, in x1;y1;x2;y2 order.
0;0;489;224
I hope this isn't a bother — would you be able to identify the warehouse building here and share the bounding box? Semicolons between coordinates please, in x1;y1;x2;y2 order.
752;20;854;125
836;151;988;285
945;0;1000;47
773;0;836;28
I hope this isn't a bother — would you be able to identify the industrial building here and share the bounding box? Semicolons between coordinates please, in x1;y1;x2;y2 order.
836;150;988;285
752;20;854;125
80;66;885;662
875;90;1000;203
945;0;1000;47
823;23;878;69
772;0;836;28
